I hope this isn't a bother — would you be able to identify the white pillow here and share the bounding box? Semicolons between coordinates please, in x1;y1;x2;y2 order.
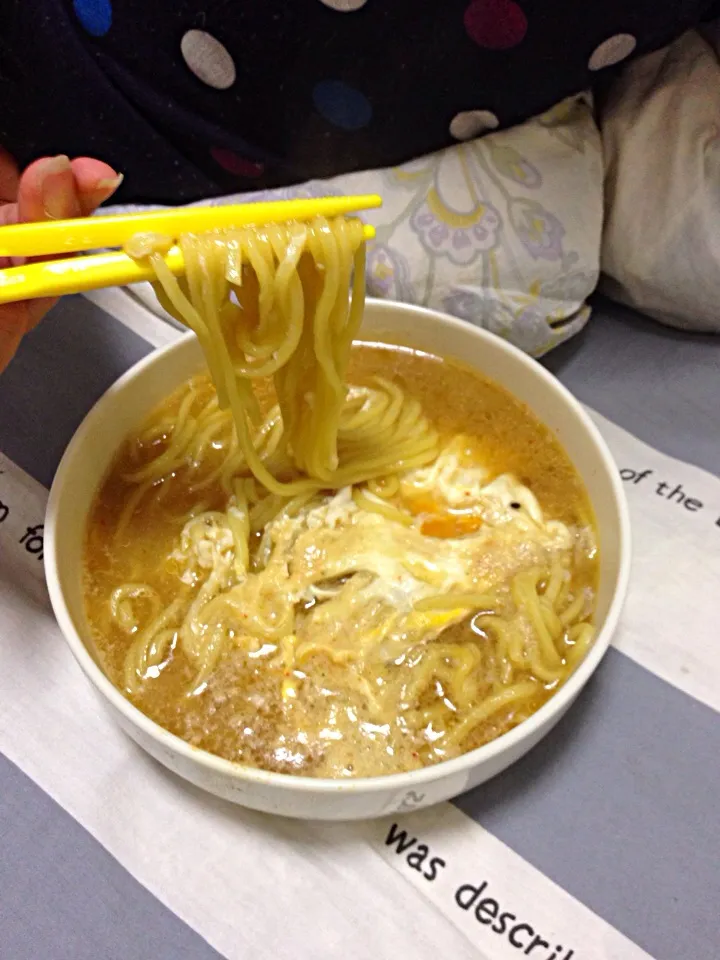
111;93;603;356
600;28;720;332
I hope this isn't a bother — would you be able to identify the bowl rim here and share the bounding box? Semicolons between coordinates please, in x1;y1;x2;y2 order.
45;298;632;796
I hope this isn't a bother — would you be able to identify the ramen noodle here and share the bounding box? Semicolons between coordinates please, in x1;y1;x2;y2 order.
82;219;598;778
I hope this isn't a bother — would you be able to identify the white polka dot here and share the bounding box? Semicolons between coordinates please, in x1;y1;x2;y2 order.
588;33;637;71
318;0;368;9
180;30;236;90
449;109;500;141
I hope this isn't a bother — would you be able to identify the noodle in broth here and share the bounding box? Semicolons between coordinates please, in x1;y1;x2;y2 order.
82;218;598;778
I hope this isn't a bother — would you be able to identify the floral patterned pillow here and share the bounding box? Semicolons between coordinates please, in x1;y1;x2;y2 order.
114;93;603;356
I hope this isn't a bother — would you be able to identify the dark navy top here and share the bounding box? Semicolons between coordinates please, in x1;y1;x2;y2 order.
0;0;715;204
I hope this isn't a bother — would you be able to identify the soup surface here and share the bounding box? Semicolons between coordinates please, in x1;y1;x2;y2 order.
83;343;598;778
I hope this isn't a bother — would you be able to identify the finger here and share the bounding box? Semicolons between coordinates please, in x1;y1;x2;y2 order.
0;201;20;268
0;302;30;374
17;155;82;222
1;156;81;269
0;155;123;259
70;157;123;214
0;147;20;203
25;296;58;330
0;154;107;371
2;156;122;226
0;294;57;372
0;199;19;229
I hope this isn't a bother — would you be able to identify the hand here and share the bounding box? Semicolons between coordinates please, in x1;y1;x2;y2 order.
0;151;123;373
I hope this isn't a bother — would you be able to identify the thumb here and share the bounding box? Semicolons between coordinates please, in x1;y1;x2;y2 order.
0;155;83;237
0;154;123;374
3;155;122;229
17;155;82;222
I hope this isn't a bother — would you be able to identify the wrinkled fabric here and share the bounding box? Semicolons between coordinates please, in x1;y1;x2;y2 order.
601;27;720;332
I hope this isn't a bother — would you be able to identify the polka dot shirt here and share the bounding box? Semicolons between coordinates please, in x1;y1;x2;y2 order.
0;0;715;203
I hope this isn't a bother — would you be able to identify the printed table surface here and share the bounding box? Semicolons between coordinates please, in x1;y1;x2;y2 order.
0;293;718;960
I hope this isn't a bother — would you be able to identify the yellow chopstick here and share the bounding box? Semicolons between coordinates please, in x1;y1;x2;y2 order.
0;195;382;258
0;225;375;304
0;193;380;304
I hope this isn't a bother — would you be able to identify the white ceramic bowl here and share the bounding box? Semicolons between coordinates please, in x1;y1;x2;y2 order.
45;299;630;821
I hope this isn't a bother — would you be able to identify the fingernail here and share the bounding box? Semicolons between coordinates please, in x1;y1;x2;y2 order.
36;154;71;178
86;173;124;209
38;155;78;219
